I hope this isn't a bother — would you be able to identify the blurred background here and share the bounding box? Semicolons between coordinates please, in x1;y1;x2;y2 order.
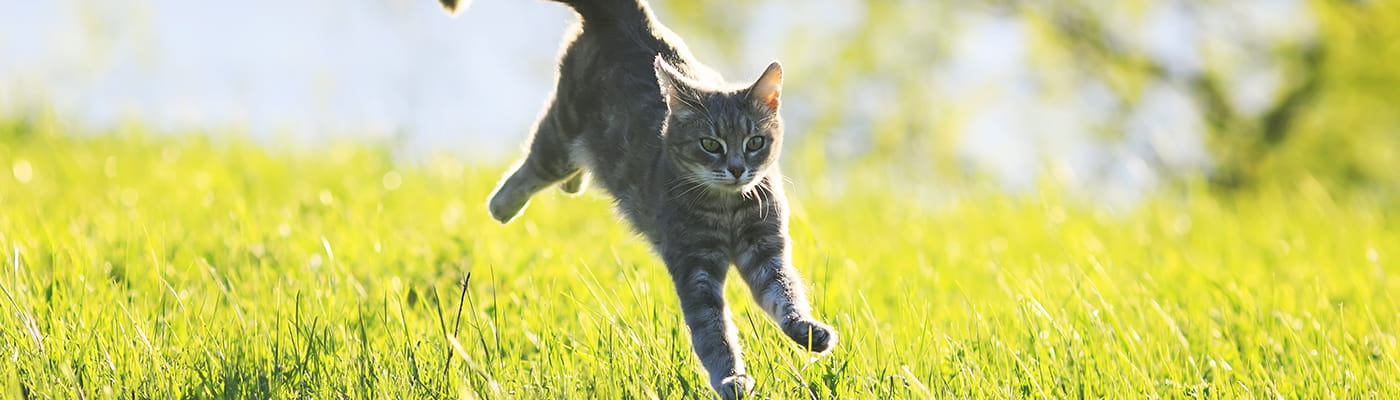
2;0;1397;203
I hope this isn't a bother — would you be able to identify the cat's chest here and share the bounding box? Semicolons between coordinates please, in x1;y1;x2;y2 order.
698;198;766;242
649;178;777;251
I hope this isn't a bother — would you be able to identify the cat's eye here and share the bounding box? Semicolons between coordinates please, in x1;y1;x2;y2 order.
745;136;766;152
700;138;723;154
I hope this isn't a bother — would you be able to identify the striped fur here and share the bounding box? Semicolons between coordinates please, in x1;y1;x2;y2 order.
465;1;836;397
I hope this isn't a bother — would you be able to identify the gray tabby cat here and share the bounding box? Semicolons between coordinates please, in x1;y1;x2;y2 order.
439;0;836;398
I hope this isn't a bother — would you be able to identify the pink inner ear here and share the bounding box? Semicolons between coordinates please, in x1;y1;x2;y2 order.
763;90;781;110
752;62;783;112
755;84;780;111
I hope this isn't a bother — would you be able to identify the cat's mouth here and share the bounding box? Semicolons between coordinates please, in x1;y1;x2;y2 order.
710;181;748;192
706;176;755;193
683;169;756;195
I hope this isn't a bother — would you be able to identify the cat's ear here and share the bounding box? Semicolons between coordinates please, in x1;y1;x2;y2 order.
747;61;783;113
654;56;701;117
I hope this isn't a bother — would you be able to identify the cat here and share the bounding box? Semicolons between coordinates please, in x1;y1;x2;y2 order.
439;1;837;398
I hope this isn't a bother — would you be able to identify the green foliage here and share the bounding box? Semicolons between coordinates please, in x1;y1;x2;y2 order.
0;122;1396;398
652;0;1400;192
1029;0;1400;191
1270;0;1400;190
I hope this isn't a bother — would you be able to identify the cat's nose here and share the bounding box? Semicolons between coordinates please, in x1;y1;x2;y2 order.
728;166;746;179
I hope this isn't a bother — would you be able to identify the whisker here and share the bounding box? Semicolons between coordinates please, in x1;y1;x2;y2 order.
670;176;711;202
752;185;765;219
666;173;706;193
756;183;772;219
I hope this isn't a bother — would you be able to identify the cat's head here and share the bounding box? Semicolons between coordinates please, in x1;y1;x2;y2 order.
655;57;784;195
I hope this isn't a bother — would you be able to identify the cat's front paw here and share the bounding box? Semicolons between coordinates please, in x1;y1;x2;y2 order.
713;374;754;400
784;318;837;354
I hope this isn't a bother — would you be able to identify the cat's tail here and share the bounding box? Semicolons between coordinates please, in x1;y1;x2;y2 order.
438;0;648;26
437;0;469;16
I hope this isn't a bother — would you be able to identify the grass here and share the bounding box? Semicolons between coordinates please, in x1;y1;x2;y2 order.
0;120;1397;399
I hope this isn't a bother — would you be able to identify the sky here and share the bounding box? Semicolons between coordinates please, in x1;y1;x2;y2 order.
0;0;1313;202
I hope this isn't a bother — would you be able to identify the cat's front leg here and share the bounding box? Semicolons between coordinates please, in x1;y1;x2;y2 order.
662;245;753;400
736;233;838;354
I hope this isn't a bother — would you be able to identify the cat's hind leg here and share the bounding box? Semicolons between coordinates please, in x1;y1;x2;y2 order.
488;112;579;223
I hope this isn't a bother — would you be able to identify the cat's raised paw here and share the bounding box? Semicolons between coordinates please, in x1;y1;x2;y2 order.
713;374;754;400
784;319;838;354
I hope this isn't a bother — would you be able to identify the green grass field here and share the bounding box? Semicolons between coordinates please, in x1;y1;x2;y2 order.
1;122;1397;399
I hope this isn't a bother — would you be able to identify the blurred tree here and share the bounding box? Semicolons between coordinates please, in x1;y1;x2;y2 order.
651;0;1400;195
655;0;966;189
1290;0;1400;191
1017;0;1400;192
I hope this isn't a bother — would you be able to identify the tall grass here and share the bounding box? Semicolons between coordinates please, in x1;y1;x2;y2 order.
1;121;1396;398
